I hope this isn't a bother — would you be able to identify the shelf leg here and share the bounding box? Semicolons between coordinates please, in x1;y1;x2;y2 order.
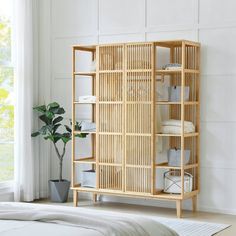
192;195;197;212
176;200;182;218
73;190;78;207
93;194;97;203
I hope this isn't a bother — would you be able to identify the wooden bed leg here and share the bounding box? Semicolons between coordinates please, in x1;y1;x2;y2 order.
73;190;78;207
192;195;197;212
93;194;97;203
176;200;182;218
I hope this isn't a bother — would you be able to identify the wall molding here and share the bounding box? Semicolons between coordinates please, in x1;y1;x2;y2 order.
51;21;236;40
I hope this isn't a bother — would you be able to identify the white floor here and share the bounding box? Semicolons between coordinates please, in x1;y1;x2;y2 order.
35;199;235;236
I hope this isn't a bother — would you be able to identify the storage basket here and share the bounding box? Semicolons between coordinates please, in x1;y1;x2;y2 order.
163;171;193;193
82;169;96;188
168;86;190;102
167;148;190;166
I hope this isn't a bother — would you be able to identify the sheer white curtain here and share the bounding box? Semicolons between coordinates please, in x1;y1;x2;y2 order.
13;0;48;201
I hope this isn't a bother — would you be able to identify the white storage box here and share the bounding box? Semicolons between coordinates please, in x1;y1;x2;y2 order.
168;86;190;102
82;170;96;188
164;171;193;194
167;148;190;166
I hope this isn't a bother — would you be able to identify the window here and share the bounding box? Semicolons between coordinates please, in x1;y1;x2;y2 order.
0;0;14;183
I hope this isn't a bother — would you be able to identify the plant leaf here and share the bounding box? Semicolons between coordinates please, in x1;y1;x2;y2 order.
55;107;65;115
53;116;63;124
48;102;59;108
39;125;48;135
31;131;40;137
39;114;51;125
61;132;71;144
75;121;82;131
33;105;46;113
64;125;72;133
75;133;88;138
45;111;54;119
53;133;62;143
44;135;54;142
53;123;61;133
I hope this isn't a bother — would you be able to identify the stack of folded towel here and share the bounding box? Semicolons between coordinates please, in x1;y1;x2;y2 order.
78;96;96;103
81;121;96;132
161;119;195;134
162;63;182;70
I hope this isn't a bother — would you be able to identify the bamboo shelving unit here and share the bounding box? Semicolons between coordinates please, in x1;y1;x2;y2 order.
71;40;200;218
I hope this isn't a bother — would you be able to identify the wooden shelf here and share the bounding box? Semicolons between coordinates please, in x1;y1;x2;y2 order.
74;101;96;104
99;163;122;167
99;101;123;104
127;69;152;73
126;133;152;137
72;40;200;218
154;189;182;200
156;69;199;75
72;186;97;191
74;130;96;134
73;45;96;52
127;101;152;104
156;69;182;75
74;157;95;164
126;164;151;169
99;132;122;135
156;132;199;137
155;162;198;170
156;101;198;105
185;69;200;74
74;72;96;76
99;70;123;73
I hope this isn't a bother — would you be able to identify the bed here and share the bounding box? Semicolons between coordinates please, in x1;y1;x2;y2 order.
0;202;178;236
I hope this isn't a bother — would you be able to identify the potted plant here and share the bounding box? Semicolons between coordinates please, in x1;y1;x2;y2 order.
31;102;86;202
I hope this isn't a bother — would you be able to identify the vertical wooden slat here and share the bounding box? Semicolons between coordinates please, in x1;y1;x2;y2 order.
123;44;127;192
151;43;155;194
72;47;75;189
96;46;100;189
196;45;201;192
181;42;186;198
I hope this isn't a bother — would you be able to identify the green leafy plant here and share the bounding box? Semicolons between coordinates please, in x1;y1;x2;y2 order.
31;102;87;181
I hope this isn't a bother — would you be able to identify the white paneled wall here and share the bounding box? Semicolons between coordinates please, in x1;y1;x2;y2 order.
39;0;236;214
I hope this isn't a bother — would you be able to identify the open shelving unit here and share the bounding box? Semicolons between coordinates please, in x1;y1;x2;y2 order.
71;40;200;218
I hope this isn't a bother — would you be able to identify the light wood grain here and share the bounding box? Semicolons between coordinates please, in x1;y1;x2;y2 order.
72;40;200;218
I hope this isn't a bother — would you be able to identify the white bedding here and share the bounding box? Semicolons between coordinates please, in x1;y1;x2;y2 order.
0;202;178;236
161;119;195;134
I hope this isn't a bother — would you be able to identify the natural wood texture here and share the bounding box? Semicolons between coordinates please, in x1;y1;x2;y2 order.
73;190;78;207
192;195;197;212
93;194;97;203
71;40;200;218
176;200;182;218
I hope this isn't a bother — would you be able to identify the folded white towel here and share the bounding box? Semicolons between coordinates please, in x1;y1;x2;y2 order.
81;121;96;131
161;126;194;134
161;119;195;134
78;96;96;103
162;119;194;129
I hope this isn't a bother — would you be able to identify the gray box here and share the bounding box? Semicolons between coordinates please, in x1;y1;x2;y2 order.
167;149;190;166
168;86;190;102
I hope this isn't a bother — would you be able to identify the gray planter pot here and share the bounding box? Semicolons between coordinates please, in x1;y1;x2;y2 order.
49;179;70;203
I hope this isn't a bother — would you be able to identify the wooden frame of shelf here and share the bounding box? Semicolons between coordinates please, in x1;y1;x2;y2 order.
72;40;200;217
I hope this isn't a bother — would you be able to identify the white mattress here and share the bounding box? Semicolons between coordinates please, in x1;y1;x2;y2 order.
0;202;178;236
0;220;100;236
